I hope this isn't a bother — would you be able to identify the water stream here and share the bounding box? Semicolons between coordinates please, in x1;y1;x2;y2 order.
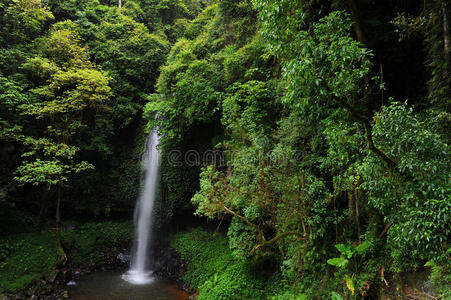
70;270;189;300
122;131;161;285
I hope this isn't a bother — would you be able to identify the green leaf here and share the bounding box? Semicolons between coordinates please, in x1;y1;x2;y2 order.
330;291;344;300
355;241;371;255
327;257;348;267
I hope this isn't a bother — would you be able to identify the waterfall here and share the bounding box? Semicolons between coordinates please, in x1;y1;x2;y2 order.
122;131;160;285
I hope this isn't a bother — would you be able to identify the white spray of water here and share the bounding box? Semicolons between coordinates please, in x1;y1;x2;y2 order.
122;131;160;285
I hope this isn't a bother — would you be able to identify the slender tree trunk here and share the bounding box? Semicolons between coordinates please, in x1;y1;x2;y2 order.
55;184;67;266
348;191;354;219
334;197;338;244
56;185;61;249
348;0;367;45
118;0;122;8
443;1;450;61
355;190;361;241
347;0;376;109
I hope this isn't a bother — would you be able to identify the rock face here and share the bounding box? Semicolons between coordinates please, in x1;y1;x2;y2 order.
152;244;185;281
151;243;194;294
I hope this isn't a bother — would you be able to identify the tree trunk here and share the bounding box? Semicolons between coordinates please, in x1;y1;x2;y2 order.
334;197;338;244
347;0;374;108
118;0;122;9
55;184;67;266
443;1;450;61
56;185;61;249
348;191;355;219
355;190;361;241
348;0;367;45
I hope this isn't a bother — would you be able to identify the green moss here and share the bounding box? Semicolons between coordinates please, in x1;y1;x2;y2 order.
0;221;133;292
0;232;58;292
61;221;134;266
170;228;264;300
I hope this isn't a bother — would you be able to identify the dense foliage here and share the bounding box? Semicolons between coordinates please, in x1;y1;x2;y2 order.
0;0;449;298
0;0;201;232
150;0;450;298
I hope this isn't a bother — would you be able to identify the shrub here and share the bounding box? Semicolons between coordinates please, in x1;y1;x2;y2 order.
170;228;264;300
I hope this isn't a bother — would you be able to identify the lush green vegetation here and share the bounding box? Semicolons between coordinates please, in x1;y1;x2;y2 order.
0;0;449;298
149;0;450;298
171;228;265;300
0;231;58;292
0;221;133;292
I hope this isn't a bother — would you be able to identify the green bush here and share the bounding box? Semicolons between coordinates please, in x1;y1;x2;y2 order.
170;228;264;300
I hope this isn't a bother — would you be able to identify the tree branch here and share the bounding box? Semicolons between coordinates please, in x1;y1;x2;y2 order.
378;222;392;238
222;206;307;255
251;231;306;255
335;98;396;172
223;206;265;240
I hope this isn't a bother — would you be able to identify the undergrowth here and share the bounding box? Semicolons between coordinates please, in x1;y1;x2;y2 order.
170;228;264;300
0;221;133;292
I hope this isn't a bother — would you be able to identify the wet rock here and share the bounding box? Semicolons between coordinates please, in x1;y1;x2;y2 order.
48;272;59;284
61;269;73;284
66;281;76;286
14;293;25;300
116;252;131;265
62;291;69;299
27;296;38;300
40;286;52;296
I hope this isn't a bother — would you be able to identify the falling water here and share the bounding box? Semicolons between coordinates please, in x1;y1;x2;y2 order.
122;131;160;285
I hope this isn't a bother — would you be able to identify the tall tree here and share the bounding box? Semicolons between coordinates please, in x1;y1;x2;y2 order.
15;22;111;256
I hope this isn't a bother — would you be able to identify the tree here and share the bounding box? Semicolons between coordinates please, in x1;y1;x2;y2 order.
88;10;169;128
14;22;111;258
0;0;54;45
15;143;94;262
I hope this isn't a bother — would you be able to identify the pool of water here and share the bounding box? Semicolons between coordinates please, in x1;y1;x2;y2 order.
69;271;189;300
